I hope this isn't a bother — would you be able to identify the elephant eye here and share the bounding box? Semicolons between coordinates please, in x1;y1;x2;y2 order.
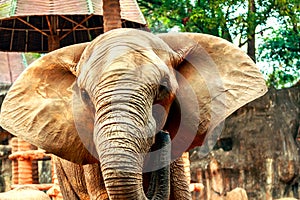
157;79;171;102
159;84;169;94
80;89;94;108
80;89;89;100
159;78;170;93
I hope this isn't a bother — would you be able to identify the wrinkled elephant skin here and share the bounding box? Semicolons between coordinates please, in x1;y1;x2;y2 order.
0;28;267;199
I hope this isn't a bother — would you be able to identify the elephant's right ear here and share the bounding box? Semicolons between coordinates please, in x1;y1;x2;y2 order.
158;33;267;151
0;43;98;164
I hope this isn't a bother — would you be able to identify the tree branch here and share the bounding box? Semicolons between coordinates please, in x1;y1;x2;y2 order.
239;38;248;48
256;26;273;34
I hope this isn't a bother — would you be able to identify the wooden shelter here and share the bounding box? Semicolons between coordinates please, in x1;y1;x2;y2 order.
0;0;146;52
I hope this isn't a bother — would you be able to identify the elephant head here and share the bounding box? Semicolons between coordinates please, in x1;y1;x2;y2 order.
0;28;267;199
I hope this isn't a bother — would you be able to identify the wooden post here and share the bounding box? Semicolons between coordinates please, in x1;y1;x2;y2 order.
48;35;60;51
47;15;60;52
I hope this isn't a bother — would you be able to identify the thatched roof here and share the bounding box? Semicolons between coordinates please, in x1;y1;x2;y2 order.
0;0;147;52
0;0;146;24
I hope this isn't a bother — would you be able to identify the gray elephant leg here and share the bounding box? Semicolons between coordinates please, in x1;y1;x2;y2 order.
170;156;192;200
83;163;109;200
54;156;90;199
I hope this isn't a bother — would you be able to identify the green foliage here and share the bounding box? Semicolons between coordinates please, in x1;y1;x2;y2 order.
258;27;300;88
138;0;277;43
23;53;42;66
138;0;234;41
0;1;11;18
138;0;191;33
0;0;18;18
137;0;299;88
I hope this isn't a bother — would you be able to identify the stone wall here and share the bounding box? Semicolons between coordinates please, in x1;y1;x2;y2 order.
190;85;300;199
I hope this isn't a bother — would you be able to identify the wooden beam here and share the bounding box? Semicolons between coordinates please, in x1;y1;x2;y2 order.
59;15;87;29
60;14;94;40
9;19;16;51
16;17;48;37
45;16;53;36
0;27;102;32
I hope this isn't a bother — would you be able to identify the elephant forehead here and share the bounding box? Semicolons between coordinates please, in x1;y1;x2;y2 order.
77;52;164;86
76;29;176;70
76;31;178;91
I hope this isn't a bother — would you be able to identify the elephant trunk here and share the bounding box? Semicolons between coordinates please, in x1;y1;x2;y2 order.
94;81;169;199
96;127;148;199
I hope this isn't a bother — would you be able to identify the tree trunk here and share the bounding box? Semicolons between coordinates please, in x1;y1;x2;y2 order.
247;0;256;62
103;0;122;32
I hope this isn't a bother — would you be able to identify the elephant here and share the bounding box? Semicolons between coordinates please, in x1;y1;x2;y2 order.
0;185;51;200
0;28;267;199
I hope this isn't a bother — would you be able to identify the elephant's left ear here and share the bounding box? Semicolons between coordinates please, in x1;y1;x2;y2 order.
0;43;97;164
158;33;267;147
